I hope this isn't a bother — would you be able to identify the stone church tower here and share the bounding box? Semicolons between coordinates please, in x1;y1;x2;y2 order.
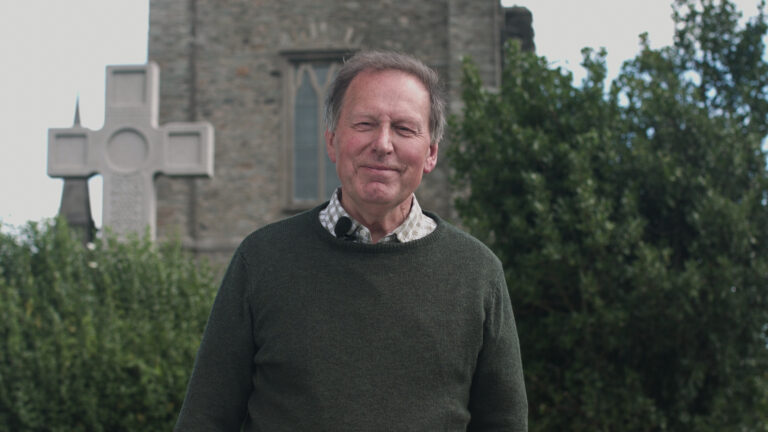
147;0;533;263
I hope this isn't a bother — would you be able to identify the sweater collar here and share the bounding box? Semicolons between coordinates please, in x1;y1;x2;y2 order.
318;188;436;244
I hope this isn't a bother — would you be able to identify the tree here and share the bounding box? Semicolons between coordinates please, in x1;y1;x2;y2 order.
0;220;217;431
449;0;768;429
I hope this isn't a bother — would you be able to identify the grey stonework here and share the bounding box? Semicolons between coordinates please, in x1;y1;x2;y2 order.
54;101;96;245
148;0;533;264
48;63;214;241
502;6;535;53
58;178;96;245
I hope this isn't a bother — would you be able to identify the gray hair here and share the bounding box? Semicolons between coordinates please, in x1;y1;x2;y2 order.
324;50;446;145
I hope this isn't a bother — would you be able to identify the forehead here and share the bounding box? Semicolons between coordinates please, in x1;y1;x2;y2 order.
340;69;430;120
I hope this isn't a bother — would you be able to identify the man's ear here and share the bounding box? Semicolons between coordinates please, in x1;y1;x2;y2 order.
423;142;439;174
324;130;336;163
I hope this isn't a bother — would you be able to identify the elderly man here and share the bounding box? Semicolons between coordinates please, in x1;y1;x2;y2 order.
175;50;527;431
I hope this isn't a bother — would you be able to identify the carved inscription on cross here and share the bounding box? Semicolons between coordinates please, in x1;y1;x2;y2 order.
47;62;214;239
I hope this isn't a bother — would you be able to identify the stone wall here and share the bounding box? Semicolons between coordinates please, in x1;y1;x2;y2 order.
148;0;531;264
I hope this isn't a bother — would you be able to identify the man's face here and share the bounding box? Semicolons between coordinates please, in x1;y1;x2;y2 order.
325;69;438;215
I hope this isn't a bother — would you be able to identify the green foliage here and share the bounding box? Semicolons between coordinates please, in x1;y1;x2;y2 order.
0;220;216;431
449;0;768;430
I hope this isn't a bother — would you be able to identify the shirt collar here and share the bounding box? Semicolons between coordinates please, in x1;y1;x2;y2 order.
319;188;436;244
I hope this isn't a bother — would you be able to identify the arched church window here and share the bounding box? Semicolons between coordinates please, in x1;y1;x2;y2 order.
287;60;341;206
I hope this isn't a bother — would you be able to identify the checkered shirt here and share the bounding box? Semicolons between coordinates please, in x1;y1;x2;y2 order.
319;188;437;244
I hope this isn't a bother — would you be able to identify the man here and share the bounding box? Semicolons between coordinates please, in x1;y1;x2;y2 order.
175;50;527;431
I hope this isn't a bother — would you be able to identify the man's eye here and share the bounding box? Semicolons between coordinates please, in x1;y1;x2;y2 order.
396;126;416;135
354;122;373;129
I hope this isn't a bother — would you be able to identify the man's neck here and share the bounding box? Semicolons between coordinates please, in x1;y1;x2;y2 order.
340;192;414;244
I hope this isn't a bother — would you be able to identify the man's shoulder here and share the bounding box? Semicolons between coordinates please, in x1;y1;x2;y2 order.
236;206;323;254
428;213;503;267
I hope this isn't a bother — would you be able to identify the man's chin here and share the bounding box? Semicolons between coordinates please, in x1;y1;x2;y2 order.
354;185;409;207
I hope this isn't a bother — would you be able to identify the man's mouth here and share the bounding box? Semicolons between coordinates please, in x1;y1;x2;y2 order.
361;164;399;172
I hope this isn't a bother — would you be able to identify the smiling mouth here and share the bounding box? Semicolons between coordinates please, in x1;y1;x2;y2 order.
361;165;399;172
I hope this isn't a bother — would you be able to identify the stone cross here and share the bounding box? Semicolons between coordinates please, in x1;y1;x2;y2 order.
47;62;214;240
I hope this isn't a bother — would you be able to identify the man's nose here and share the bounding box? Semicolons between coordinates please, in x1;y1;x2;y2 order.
371;125;394;154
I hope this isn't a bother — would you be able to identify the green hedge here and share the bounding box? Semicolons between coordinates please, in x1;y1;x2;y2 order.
0;220;217;431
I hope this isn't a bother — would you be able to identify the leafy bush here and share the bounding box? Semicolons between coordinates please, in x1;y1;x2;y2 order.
449;0;768;430
0;219;216;431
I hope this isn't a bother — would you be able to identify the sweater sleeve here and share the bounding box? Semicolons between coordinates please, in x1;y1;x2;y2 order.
174;251;255;432
467;271;528;432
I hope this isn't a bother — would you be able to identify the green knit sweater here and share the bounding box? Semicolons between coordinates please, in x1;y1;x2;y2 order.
175;205;527;431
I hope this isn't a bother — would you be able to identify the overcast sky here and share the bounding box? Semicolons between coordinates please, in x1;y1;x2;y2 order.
1;0;764;230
